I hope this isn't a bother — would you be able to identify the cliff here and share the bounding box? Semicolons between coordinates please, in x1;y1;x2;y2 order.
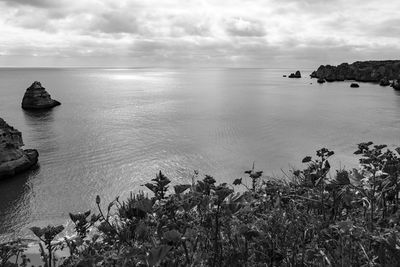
0;118;39;179
22;81;61;110
310;60;400;83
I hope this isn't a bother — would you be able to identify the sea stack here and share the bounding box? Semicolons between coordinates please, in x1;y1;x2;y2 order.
0;118;38;179
350;83;360;88
288;71;301;78
21;81;61;110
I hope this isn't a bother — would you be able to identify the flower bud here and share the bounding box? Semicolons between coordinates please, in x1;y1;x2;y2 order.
96;195;101;205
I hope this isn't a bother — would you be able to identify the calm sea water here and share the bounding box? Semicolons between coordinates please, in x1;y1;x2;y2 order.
1;68;400;241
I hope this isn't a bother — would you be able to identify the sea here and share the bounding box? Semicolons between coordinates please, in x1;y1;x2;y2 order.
1;67;400;241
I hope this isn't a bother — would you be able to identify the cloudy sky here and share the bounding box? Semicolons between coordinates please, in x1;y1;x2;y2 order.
0;0;399;67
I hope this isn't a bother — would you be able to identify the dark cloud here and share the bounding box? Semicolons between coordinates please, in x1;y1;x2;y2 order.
0;0;65;8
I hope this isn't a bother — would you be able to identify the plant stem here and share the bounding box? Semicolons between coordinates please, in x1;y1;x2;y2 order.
212;206;220;267
47;242;52;267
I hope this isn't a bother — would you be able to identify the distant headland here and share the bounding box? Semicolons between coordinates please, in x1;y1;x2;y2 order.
310;60;400;89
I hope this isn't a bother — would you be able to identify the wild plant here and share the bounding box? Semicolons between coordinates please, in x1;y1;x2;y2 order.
29;225;64;267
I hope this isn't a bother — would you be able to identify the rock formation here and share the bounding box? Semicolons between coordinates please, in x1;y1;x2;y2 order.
380;77;391;86
392;80;400;90
350;83;360;88
22;81;61;110
288;71;301;78
0;118;38;179
310;60;400;83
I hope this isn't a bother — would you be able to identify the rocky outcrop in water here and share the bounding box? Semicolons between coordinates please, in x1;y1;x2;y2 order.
0;118;38;179
310;60;400;82
22;81;61;110
392;80;400;90
288;71;301;78
380;77;391;86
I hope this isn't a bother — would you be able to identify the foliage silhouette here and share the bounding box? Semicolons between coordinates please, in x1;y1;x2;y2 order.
2;142;400;266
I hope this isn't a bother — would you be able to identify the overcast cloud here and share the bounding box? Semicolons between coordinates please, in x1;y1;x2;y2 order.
0;0;399;67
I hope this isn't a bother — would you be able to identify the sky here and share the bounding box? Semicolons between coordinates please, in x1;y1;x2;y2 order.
0;0;399;68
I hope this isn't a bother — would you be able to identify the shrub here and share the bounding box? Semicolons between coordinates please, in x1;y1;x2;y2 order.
3;142;400;266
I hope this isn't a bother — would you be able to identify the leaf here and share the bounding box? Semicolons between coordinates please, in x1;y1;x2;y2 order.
215;186;234;203
90;214;100;223
69;213;79;223
204;175;216;185
324;160;330;170
135;198;153;213
183;228;197;241
45;225;65;240
302;156;312;163
83;210;91;218
250;171;263;179
293;170;301;177
163;230;181;243
374;144;387;150
155;171;171;186
351;168;363;184
144;183;156;193
337;220;353;232
335;170;350;185
107;201;115;213
32;225;65;242
135;222;148;240
30;227;43;239
147;245;172;266
233;178;242;185
238;225;260;240
319;249;332;266
174;184;191;194
224;192;246;214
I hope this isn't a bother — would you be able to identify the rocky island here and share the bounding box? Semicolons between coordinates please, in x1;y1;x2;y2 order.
310;60;400;86
288;70;301;78
22;81;61;110
0;118;39;179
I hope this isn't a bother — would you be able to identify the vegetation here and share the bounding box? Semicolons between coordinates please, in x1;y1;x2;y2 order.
2;142;400;266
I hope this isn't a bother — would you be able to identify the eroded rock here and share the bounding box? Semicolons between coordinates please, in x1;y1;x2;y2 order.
288;70;301;78
392;80;400;90
380;77;391;86
0;118;38;179
350;83;360;88
310;60;400;83
22;81;61;110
